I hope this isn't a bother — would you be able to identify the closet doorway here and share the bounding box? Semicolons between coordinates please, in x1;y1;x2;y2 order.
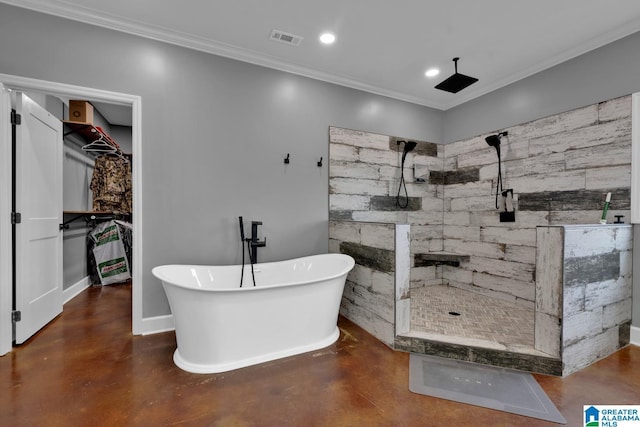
0;74;143;355
62;100;133;297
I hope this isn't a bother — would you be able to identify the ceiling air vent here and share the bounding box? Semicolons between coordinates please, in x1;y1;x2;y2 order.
270;29;303;46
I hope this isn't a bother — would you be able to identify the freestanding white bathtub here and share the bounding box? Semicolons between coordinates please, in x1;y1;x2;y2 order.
152;253;355;374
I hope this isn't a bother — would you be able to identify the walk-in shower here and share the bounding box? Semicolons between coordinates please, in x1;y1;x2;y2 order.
328;115;633;376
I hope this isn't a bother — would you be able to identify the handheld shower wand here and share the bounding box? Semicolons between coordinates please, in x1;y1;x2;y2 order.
238;216;246;287
396;141;418;208
485;132;508;209
402;141;417;162
238;216;246;241
238;216;257;287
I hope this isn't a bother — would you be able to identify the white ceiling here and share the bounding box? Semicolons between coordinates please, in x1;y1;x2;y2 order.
5;0;640;113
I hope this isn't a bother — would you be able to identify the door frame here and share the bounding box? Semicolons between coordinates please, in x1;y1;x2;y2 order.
0;83;11;355
0;74;143;354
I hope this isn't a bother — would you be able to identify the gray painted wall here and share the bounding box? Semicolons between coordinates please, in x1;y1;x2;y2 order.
0;4;442;317
62;143;93;289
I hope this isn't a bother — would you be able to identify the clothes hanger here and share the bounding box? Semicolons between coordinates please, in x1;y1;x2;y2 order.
82;134;117;154
81;127;128;162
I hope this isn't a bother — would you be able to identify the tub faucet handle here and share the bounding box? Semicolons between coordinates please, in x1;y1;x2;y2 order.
251;221;263;241
249;221;266;263
251;221;266;247
251;237;266;248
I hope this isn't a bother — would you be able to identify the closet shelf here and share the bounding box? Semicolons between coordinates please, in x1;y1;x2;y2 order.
63;210;131;215
63;121;131;157
64;121;114;144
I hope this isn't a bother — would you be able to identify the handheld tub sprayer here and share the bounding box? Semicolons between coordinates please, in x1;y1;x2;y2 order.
239;216;246;287
238;216;257;287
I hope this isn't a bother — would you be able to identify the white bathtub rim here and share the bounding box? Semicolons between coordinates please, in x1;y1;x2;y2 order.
152;253;355;292
172;326;341;374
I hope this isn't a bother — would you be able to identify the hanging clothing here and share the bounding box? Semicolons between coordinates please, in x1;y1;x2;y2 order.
90;155;132;213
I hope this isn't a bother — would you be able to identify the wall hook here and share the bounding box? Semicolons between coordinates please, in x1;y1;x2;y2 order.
284;153;290;164
317;157;323;167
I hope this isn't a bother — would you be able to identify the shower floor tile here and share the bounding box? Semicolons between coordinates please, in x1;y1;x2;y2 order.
410;285;534;348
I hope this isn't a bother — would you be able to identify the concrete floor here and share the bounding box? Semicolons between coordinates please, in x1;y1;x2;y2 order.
1;282;639;426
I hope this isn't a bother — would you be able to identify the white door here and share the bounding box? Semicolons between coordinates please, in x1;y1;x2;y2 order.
13;92;63;344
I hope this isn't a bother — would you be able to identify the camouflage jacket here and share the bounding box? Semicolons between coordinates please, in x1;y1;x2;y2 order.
90;155;132;213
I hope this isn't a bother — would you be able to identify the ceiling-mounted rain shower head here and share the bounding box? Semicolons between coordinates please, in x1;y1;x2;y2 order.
485;131;508;148
434;57;479;94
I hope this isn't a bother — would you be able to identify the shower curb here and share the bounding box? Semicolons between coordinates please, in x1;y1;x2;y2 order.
394;335;562;376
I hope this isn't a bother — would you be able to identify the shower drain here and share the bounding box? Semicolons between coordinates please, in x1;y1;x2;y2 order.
448;311;461;316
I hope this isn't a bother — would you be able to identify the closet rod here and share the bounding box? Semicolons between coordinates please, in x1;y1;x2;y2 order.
59;213;117;230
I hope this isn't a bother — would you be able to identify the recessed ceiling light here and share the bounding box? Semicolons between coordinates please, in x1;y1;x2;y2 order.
425;68;440;78
319;32;336;45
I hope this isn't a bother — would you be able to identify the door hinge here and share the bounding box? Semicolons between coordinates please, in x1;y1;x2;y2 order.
12;311;21;323
11;212;21;224
10;111;21;125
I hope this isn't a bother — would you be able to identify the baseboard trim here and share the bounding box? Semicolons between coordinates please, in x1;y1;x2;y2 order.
138;314;175;335
63;276;91;304
631;325;640;346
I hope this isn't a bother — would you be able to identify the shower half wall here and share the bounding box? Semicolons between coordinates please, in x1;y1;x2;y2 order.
329;220;632;376
328;94;633;376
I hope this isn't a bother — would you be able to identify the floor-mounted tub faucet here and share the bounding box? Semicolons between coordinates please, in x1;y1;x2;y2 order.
250;221;266;264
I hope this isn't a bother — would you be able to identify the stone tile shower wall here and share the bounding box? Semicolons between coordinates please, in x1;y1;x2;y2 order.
328;127;441;346
330;96;631;306
329;127;442;225
442;95;632;307
328;221;410;347
329;127;444;289
536;225;632;376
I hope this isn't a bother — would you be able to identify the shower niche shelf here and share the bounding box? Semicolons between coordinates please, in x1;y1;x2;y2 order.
414;252;470;267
